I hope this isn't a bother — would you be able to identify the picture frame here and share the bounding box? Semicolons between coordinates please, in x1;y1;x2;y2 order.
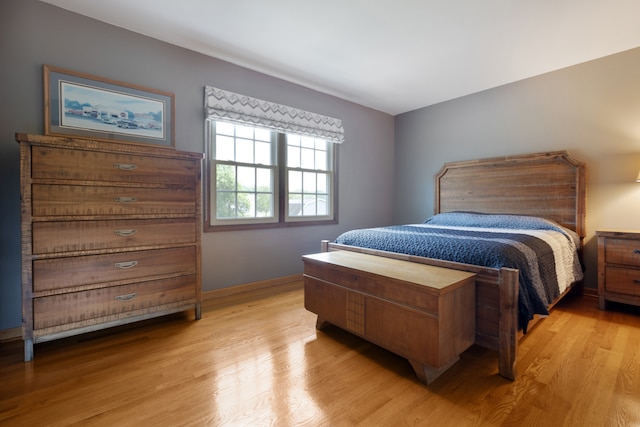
44;65;174;148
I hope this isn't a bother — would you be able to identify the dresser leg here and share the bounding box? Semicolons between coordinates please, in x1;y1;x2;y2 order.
24;339;34;362
598;297;607;310
195;303;202;320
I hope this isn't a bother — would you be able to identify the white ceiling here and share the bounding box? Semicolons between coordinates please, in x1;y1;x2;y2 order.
41;0;640;115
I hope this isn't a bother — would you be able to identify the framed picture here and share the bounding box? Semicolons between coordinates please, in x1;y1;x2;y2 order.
44;65;174;148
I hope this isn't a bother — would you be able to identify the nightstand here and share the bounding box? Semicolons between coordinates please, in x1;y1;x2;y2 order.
596;230;640;310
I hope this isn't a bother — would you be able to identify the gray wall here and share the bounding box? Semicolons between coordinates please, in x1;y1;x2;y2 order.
0;0;395;330
4;0;638;333
395;47;640;291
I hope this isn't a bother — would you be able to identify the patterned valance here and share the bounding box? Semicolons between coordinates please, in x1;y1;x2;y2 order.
204;86;344;143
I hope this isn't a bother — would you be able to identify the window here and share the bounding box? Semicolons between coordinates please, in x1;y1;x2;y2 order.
212;121;277;224
203;86;343;231
205;120;337;231
286;134;331;220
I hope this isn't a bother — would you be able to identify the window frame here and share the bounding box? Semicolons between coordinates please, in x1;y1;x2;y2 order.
204;120;338;232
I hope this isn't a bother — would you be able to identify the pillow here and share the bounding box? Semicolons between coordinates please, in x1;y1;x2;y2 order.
424;211;579;244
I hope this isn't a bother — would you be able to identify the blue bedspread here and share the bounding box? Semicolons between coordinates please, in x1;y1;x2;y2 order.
334;213;583;332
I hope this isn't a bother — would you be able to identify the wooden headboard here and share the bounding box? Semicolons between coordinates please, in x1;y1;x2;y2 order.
434;151;586;238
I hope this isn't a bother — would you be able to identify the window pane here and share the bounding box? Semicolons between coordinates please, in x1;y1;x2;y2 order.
216;121;235;136
301;136;314;148
236;138;254;164
316;197;328;215
255;127;271;141
256;168;272;192
289;170;302;193
237;166;255;191
255;141;272;165
315;139;327;150
301;148;314;169
287;145;300;168
216;135;235;161
302;194;316;215
236;125;254;139
287;134;300;147
216;164;235;191
315;149;327;171
317;172;328;193
216;192;236;219
288;193;302;216
256;193;273;217
237;192;255;217
303;171;316;193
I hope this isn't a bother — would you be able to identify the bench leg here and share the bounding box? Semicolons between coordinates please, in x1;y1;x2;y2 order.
409;357;459;385
316;316;329;330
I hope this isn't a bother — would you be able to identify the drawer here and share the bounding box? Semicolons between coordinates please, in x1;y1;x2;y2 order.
33;218;196;254
33;275;197;329
32;184;196;217
604;266;640;296
33;246;196;292
604;238;640;267
32;146;197;186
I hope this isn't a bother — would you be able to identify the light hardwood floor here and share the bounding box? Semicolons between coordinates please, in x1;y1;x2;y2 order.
1;282;639;426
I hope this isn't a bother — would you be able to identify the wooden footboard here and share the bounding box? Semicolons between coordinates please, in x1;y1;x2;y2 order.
322;240;519;380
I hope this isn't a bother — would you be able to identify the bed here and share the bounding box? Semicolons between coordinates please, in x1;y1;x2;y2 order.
312;150;586;380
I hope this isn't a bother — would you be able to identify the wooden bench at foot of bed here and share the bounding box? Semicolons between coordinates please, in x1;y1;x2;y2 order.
302;250;477;385
322;241;521;381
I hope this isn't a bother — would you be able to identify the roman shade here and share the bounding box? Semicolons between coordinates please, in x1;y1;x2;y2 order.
204;86;344;143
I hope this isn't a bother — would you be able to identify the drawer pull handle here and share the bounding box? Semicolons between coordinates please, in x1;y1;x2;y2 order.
115;293;137;301
634;249;640;255
634;280;640;285
114;261;138;269
114;163;137;171
114;196;137;203
114;229;137;237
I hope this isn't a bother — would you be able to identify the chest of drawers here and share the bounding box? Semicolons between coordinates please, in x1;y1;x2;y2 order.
17;133;203;361
596;230;640;310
